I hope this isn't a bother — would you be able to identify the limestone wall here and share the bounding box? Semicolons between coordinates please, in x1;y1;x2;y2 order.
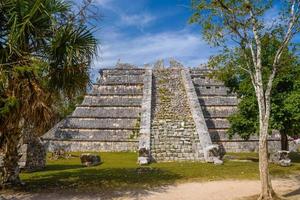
45;140;138;152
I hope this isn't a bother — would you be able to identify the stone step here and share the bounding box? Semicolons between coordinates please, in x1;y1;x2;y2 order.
102;69;145;76
208;129;254;142
198;96;238;106
100;75;144;85
92;85;143;95
195;85;232;96
205;118;230;129
201;106;237;118
72;107;141;118
189;69;212;75
53;129;138;141
87;93;143;97
82;95;142;107
192;77;223;86
208;129;229;141
62;118;140;129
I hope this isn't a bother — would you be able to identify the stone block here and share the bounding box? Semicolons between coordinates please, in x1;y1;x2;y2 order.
205;119;230;129
195;86;231;96
198;96;238;106
138;156;150;165
63;118;137;129
80;153;101;167
101;75;144;85
72;107;141;118
92;85;143;95
270;150;291;167
82;96;142;107
202;106;237;118
54;129;136;141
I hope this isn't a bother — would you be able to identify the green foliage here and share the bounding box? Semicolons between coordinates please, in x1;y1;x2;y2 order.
0;96;18;117
57;95;85;119
0;0;98;132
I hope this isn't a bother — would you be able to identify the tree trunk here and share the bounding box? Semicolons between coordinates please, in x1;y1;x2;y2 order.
258;121;275;200
256;85;275;200
0;131;22;188
280;132;288;151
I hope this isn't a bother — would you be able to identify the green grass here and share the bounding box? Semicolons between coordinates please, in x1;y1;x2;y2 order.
18;152;300;193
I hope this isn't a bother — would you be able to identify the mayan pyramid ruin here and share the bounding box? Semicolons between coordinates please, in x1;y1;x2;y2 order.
43;60;285;163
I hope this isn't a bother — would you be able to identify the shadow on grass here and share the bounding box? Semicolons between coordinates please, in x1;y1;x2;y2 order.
43;164;84;171
19;167;181;199
290;152;300;163
283;175;300;198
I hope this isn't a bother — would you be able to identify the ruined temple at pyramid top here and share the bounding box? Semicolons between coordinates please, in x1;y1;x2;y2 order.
43;60;283;163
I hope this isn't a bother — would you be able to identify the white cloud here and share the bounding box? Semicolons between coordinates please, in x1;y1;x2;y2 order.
120;13;156;29
92;28;216;69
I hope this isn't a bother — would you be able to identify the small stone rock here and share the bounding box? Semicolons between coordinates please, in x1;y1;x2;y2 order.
270;150;291;167
138;156;149;165
80;154;101;167
279;158;291;167
213;157;223;165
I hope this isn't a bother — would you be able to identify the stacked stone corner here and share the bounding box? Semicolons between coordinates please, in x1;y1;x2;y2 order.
43;66;146;152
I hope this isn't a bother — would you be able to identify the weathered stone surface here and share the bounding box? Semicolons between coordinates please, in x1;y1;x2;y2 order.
202;106;238;118
63;118;138;129
205;118;231;129
138;156;149;165
92;85;143;95
195;86;232;96
24;139;46;171
72;107;141;118
192;77;223;86
150;67;204;162
198;96;238;106
138;68;152;164
44;140;138;152
53;129;138;140
205;144;223;164
270;150;291;167
182;68;215;162
44;67;145;153
82;96;142;107
100;75;144;85
0;138;46;171
80;154;101;167
102;69;145;76
218;140;297;153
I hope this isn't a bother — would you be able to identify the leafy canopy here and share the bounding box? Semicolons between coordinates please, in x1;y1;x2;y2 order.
0;0;98;135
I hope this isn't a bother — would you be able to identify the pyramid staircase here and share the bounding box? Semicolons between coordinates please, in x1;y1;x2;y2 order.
150;68;204;162
43;67;146;152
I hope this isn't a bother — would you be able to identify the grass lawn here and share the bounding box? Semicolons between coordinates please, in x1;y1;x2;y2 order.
18;152;300;193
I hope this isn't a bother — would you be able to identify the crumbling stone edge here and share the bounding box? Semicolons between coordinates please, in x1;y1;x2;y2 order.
181;68;223;164
138;68;153;165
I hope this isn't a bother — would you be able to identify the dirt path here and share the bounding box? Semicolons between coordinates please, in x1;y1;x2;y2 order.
2;178;300;200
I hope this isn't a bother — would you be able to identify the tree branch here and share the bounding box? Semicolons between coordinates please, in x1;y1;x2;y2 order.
265;0;300;99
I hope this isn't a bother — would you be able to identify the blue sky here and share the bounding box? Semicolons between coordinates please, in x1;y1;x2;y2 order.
89;0;298;79
91;0;217;73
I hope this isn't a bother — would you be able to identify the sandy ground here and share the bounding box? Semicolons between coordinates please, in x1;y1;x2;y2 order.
2;178;300;200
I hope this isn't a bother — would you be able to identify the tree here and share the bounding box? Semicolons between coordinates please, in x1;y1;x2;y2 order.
211;35;300;150
0;0;97;187
190;1;300;199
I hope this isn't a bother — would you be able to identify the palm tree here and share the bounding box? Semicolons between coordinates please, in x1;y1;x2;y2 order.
0;0;97;187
